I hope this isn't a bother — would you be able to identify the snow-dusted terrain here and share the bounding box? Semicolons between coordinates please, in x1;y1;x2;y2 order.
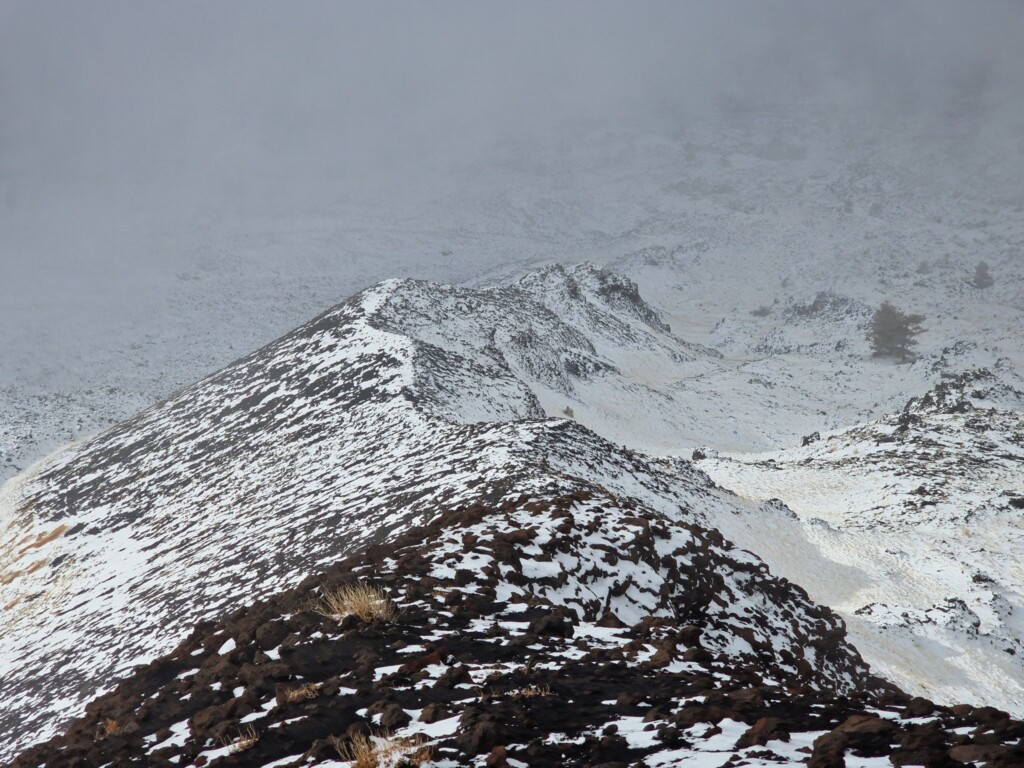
701;368;1024;714
6;112;1023;477
5;112;1024;764
0;267;855;760
18;489;1013;768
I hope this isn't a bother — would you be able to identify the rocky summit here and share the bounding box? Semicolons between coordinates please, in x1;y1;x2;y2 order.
14;490;1024;768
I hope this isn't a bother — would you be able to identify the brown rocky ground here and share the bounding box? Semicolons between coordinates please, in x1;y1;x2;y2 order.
12;492;1024;767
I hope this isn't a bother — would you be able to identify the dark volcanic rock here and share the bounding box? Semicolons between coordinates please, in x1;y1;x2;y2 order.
12;492;1024;768
1;262;729;761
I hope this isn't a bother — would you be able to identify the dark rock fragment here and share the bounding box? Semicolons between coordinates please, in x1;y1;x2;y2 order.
485;745;509;767
597;611;626;629
528;611;574;638
458;720;502;754
255;621;289;651
948;743;1007;763
420;702;449;723
809;730;849;768
903;696;935;717
736;717;790;748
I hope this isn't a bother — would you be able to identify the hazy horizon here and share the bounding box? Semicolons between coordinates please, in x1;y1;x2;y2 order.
4;2;1022;210
1;1;1023;472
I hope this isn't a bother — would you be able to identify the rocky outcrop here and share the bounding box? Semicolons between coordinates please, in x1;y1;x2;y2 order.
15;492;1024;767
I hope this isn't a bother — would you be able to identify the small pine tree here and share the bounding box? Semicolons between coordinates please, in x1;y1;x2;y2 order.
973;260;994;288
870;301;924;362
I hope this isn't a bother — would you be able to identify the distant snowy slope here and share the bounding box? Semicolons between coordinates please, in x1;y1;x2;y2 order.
377;263;720;450
701;368;1024;713
617;241;1024;452
9;113;1024;481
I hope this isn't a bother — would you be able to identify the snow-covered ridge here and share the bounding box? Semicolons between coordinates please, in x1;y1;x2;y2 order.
6;257;1024;760
0;265;822;761
13;492;925;768
375;263;720;436
17;491;1024;768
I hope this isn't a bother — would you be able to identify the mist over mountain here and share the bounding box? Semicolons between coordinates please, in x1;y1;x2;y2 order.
4;4;1024;767
2;2;1023;456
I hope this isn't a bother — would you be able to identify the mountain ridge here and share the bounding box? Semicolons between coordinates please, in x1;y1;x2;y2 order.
5;260;1024;765
0;266;795;761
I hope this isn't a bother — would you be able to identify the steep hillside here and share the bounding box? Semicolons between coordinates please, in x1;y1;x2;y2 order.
702;368;1024;713
0;268;792;762
22;492;1024;768
7;257;1024;764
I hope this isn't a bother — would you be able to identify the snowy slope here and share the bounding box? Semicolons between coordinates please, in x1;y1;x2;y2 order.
6;112;1024;762
701;368;1024;713
376;263;720;451
8;111;1024;478
21;491;1021;768
0;268;856;762
7;256;1024;761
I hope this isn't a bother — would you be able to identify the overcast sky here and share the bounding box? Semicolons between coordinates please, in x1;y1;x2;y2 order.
3;2;1022;198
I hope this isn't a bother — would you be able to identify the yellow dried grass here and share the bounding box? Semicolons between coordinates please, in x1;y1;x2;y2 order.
280;681;322;703
222;723;260;754
331;731;433;767
315;583;399;623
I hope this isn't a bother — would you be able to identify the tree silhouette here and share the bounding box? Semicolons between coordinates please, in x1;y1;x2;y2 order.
973;260;994;289
870;302;924;362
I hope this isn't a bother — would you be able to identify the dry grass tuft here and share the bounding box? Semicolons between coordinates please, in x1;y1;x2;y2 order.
95;719;119;740
331;731;433;767
510;683;552;699
315;583;399;623
222;723;260;754
281;681;322;703
331;733;377;768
